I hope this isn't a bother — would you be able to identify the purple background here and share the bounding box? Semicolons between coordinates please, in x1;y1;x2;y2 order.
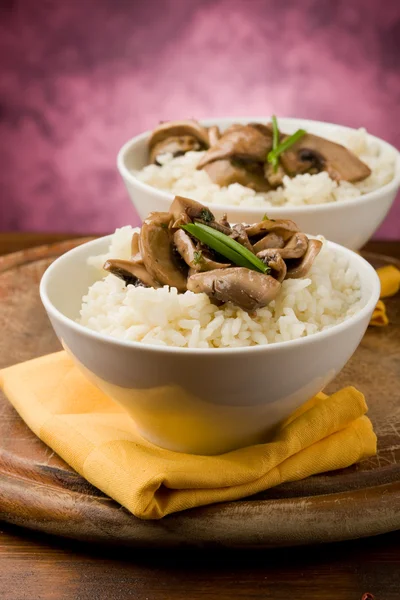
1;0;399;236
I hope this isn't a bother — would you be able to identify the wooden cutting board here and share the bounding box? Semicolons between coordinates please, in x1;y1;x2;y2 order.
0;241;399;548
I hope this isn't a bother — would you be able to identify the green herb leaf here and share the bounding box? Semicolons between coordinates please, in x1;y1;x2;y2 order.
267;128;307;169
193;250;203;265
182;223;268;274
271;115;279;152
269;115;280;173
199;208;213;223
262;213;275;222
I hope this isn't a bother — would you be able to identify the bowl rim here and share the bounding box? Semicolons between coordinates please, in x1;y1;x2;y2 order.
40;235;381;356
117;116;400;215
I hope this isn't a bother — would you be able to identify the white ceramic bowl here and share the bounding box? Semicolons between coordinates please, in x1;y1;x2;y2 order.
40;236;380;455
117;117;400;250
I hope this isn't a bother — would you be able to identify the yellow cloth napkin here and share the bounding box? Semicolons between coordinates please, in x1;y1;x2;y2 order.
370;265;400;327
0;352;376;520
378;264;400;298
370;300;388;327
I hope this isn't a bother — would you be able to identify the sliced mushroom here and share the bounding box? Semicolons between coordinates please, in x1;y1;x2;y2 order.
219;123;248;137
246;219;300;241
278;232;309;260
252;232;285;253
194;217;233;235
203;159;271;192
207;125;221;146
256;250;287;282
187;267;281;312
130;232;143;265
169;195;232;233
231;223;255;253
169;195;214;227
173;229;230;271
197;125;273;169
150;136;203;164
140;212;188;292
285;239;323;279
219;213;230;229
149;120;209;149
248;122;273;137
280;133;371;183
104;259;160;288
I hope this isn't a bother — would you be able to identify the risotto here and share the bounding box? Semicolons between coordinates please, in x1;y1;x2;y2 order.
134;126;396;208
80;226;362;349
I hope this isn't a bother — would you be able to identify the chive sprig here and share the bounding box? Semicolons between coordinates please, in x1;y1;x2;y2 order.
267;115;306;173
182;222;269;274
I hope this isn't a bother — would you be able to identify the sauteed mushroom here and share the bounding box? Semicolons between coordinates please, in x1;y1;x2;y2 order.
202;160;271;192
104;259;160;288
286;239;323;279
197;124;272;168
173;229;230;271
149;120;210;164
231;224;255;253
105;196;324;312
170;195;214;227
252;232;285;253
256;233;310;270
187;268;281;312
140;212;188;292
246;219;300;241
146;118;372;191
280;133;372;183
196;124;273;192
207;125;221;147
149;136;203;164
130;232;143;265
256;250;287;282
279;232;309;259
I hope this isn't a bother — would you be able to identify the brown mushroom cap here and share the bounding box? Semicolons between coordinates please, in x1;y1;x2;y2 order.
187;267;281;312
231;224;255;253
173;229;230;272
149;120;210;149
207;125;221;147
252;232;285;253
148;120;211;165
280;133;371;183
169;195;215;227
246;219;300;241
202;159;271;192
140;212;188;292
149;136;203;164
256;250;287;282
197;124;273;169
195;216;233;235
219;213;230;229
285;239;323;279
248;122;273;137
130;232;144;265
278;232;309;260
103;259;160;288
222;124;247;136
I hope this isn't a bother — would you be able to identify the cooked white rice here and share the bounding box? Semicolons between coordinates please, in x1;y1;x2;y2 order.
134;128;396;208
80;227;363;348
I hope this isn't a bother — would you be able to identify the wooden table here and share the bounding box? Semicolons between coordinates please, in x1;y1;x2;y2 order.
0;233;399;600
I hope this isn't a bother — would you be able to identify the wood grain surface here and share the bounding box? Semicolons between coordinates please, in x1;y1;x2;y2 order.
0;239;399;551
0;234;399;600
